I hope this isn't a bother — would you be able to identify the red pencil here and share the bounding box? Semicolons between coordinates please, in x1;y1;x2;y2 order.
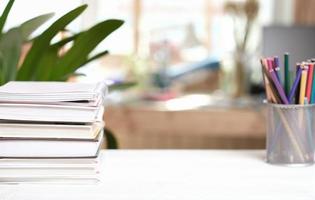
306;63;314;100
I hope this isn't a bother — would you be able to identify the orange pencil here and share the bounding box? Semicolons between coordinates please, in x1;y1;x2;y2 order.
306;63;314;101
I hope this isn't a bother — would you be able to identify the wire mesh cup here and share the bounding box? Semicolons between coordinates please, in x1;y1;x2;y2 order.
266;103;315;166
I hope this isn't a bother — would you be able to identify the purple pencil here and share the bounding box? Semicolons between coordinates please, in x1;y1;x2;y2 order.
273;56;281;83
267;59;289;104
288;65;302;103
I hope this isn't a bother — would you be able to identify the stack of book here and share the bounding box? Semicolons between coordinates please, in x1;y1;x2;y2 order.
0;81;107;183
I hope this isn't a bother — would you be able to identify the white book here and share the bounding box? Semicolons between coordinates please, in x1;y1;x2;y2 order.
0;103;104;123
0;122;104;139
0;81;107;104
0;163;98;169
0;157;100;168
0;156;100;165
0;167;99;176
0;157;99;165
0;176;100;184
0;156;102;184
0;167;101;183
0;130;104;158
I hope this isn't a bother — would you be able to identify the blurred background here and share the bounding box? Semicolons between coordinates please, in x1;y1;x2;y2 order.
2;0;314;149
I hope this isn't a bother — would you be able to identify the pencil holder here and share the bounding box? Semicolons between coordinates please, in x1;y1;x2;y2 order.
266;103;315;166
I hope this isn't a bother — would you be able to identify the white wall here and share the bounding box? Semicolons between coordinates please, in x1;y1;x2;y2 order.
272;0;295;25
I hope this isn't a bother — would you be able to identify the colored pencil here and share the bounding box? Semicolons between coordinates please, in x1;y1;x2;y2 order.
295;64;301;104
288;65;302;103
261;63;273;102
306;63;314;101
299;65;308;105
273;56;281;83
311;63;315;103
284;53;290;96
260;59;271;101
261;59;282;103
261;59;278;103
261;55;315;105
267;59;289;104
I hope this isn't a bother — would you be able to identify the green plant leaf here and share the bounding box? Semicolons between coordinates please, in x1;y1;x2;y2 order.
20;13;54;41
109;81;137;91
51;32;82;48
70;72;86;77
34;46;58;81
34;32;84;81
60;50;109;81
86;50;109;63
17;4;87;81
81;50;109;66
56;50;109;81
0;0;14;34
51;19;123;80
0;28;22;84
104;128;118;149
59;72;86;81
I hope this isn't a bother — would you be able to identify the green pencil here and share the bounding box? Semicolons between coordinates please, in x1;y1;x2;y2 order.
284;53;290;96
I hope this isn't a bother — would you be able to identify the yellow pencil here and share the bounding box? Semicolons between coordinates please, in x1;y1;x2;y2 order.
299;65;308;104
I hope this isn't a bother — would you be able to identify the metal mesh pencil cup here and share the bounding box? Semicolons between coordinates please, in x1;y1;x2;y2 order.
266;103;315;166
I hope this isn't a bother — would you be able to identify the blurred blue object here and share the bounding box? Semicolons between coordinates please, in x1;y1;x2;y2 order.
152;57;220;89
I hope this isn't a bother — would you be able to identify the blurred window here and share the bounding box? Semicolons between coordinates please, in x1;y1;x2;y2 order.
0;0;276;57
0;0;277;82
0;0;82;35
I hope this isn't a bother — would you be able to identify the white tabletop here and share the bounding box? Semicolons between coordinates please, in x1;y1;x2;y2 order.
0;150;315;200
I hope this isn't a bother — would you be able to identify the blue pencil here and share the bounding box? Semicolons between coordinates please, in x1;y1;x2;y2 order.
311;62;315;103
288;65;302;103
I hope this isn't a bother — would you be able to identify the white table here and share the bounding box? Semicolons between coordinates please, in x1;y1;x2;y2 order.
0;150;315;200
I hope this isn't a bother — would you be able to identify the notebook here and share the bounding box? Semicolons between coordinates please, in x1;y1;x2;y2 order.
0;164;101;184
0;121;103;139
0;81;107;104
0;167;99;176
0;176;100;184
0;157;99;166
0;103;104;123
0;130;104;158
